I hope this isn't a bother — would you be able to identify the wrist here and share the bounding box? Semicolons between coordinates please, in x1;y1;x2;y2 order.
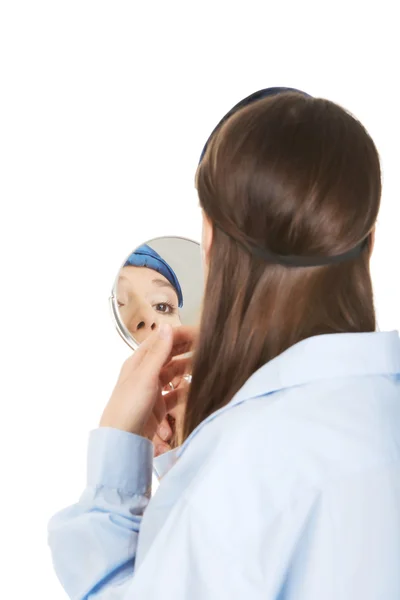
99;410;143;436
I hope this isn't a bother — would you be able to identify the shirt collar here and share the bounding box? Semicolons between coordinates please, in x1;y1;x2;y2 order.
153;448;178;480
230;330;400;409
154;331;400;478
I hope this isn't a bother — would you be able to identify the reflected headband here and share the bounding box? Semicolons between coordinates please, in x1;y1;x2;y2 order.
125;244;183;306
199;86;368;268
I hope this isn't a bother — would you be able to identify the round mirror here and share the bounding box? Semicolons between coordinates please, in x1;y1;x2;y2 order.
110;236;203;351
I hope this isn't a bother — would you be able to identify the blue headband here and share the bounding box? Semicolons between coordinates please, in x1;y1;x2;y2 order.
124;244;183;307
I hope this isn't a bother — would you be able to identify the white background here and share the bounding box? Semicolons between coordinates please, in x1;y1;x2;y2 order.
0;2;399;598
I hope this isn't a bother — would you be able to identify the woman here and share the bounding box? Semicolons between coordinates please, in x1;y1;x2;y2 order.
48;88;400;599
118;244;183;343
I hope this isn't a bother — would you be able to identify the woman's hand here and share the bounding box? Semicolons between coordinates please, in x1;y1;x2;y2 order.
147;396;186;456
100;325;196;441
150;355;194;454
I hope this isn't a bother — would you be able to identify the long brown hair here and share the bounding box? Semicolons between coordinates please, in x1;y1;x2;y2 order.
182;92;381;442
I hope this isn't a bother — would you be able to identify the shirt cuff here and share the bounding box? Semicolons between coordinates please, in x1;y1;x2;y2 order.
87;427;154;495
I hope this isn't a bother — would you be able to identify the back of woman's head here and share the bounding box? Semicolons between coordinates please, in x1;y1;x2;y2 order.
183;91;381;442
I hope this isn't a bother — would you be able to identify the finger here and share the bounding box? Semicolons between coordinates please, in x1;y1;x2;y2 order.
160;356;192;387
137;325;174;376
152;394;167;424
156;416;173;442
172;325;198;345
168;326;198;360
163;374;189;397
163;383;189;413
171;374;185;390
123;326;196;372
152;434;171;457
142;413;159;441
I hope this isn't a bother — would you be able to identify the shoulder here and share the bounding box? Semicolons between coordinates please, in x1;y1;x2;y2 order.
180;389;318;511
185;374;386;502
182;380;359;506
173;395;320;566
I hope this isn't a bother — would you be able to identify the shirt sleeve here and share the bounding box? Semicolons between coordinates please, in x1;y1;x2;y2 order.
47;427;153;600
125;451;320;600
48;421;319;600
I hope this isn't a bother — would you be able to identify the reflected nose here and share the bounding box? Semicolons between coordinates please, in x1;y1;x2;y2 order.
136;319;157;333
125;303;159;341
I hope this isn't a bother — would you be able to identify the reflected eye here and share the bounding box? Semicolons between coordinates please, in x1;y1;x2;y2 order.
117;300;125;308
155;303;175;314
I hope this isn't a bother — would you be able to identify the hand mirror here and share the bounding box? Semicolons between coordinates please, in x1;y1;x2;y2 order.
110;236;203;352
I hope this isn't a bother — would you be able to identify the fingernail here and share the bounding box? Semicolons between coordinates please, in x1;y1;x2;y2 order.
158;425;170;441
159;324;172;339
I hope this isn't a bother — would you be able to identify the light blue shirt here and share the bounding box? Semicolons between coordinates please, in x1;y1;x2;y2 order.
48;331;400;599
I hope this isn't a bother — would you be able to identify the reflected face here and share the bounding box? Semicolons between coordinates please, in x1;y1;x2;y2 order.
117;266;181;343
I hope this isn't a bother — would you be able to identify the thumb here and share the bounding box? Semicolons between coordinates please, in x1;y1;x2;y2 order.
139;324;174;377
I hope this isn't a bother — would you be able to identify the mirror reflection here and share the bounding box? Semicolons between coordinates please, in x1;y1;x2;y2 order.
110;236;203;350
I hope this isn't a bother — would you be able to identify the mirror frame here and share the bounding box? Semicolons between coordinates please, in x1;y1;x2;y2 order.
109;235;201;352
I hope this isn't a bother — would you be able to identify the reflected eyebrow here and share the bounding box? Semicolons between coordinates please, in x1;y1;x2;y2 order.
152;278;175;292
